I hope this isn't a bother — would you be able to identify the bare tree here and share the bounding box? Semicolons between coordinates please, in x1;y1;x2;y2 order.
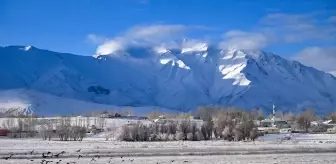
222;126;233;141
104;122;118;141
70;126;87;141
38;120;54;140
56;117;72;141
233;127;243;141
178;120;191;140
166;122;177;135
201;121;213;140
119;123;150;141
119;125;132;141
214;113;233;138
296;109;316;133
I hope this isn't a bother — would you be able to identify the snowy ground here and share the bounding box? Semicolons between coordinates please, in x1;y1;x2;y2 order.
1;153;336;164
0;134;336;163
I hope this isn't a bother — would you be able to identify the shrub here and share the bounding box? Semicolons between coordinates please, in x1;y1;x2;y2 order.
249;128;258;141
175;132;185;141
233;128;243;141
186;133;194;141
195;131;204;141
119;125;132;141
149;134;158;141
168;134;176;141
222;126;233;141
159;133;169;141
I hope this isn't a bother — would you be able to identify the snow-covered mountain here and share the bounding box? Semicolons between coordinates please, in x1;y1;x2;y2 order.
0;44;335;115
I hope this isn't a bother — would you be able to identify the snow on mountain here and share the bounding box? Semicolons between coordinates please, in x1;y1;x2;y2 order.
0;89;175;116
0;44;335;115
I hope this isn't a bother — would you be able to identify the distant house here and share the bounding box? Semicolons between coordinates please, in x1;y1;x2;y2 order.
260;118;289;128
100;113;147;120
153;115;203;126
323;120;336;127
257;126;280;134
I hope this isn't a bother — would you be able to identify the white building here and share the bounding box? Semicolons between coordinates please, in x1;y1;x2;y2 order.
257;104;289;134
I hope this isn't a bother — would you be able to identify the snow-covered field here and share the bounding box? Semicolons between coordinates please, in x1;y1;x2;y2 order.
0;134;336;163
1;153;336;164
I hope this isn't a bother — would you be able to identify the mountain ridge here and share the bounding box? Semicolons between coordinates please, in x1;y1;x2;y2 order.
0;45;335;115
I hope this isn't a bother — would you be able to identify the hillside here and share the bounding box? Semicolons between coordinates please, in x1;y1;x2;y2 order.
0;44;335;115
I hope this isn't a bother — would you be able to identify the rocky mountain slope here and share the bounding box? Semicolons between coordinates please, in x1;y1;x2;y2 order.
0;44;335;115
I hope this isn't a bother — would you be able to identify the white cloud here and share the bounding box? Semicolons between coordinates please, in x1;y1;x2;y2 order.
218;12;336;51
260;13;336;43
292;46;336;74
219;30;268;50
90;11;335;55
123;25;189;41
94;24;207;55
96;39;124;55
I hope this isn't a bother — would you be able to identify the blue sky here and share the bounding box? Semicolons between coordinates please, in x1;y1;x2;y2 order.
0;0;336;73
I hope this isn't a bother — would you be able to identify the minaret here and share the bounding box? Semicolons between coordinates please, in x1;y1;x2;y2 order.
272;104;276;123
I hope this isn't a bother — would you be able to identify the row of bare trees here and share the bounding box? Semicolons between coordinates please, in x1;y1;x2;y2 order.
39;118;87;141
1;117;88;141
119;121;208;141
198;107;262;141
118;107;263;142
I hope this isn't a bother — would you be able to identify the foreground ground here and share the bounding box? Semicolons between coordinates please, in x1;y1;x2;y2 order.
0;133;336;163
1;153;336;164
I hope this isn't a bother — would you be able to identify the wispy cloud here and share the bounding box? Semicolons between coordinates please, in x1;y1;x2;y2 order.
259;12;336;43
218;11;336;50
89;10;335;57
292;46;336;75
94;24;209;55
219;30;268;50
